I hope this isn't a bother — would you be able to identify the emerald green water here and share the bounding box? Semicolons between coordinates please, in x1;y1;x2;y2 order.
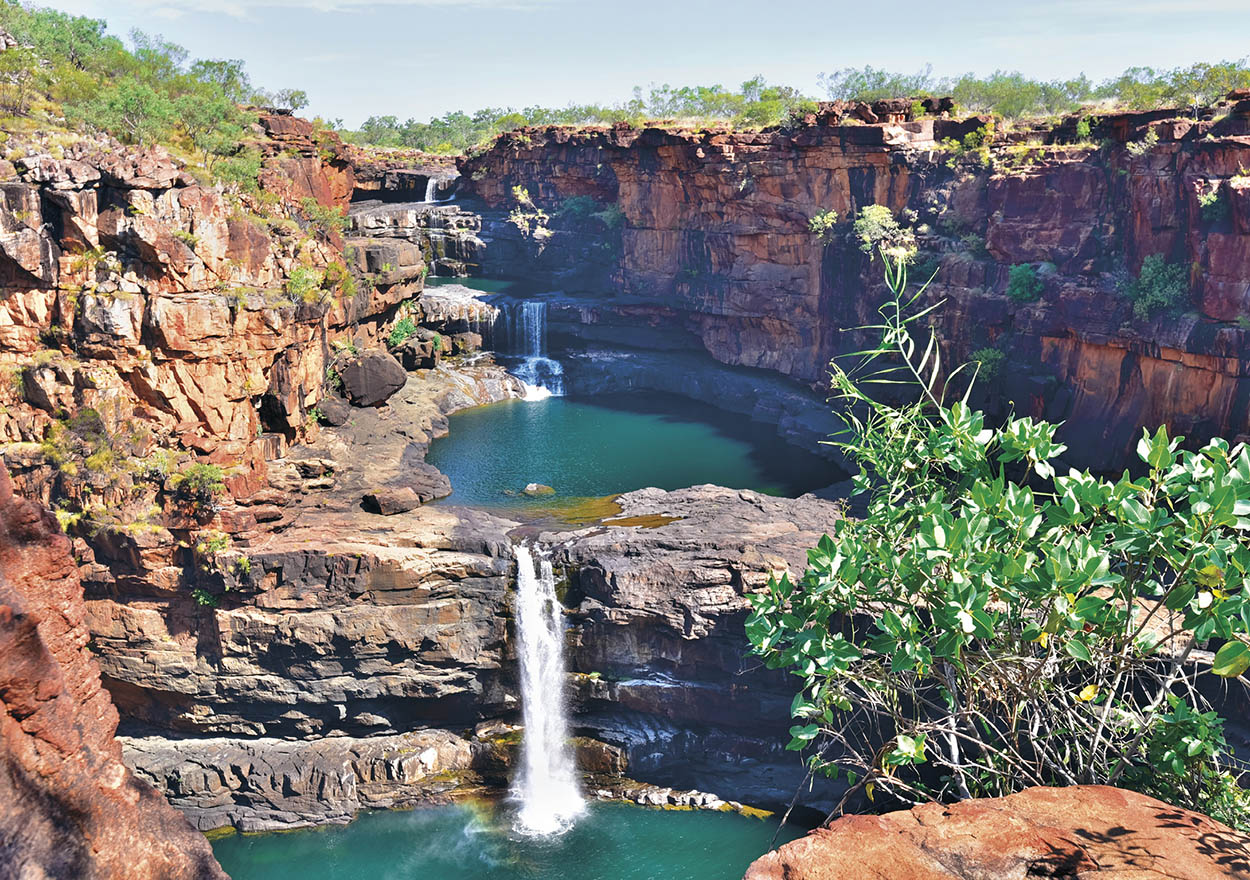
211;802;796;880
425;393;839;509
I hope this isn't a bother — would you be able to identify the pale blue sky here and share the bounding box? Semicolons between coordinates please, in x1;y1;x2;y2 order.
47;0;1250;127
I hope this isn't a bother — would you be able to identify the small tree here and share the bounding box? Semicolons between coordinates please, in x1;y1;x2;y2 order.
748;254;1250;828
853;205;916;263
1122;254;1190;320
1006;263;1044;302
75;78;175;146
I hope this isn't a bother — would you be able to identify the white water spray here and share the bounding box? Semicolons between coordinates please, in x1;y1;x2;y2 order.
506;301;565;398
511;544;584;836
424;176;439;203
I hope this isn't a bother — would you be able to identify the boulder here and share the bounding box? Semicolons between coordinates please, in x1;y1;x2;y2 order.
362;486;420;515
393;336;441;370
317;395;351;427
744;785;1250;880
523;482;555;496
339;349;407;407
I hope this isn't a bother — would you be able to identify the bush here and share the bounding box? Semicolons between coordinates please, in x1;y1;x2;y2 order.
72;78;175;146
809;209;839;246
1122;254;1190;319
387;316;417;348
747;256;1250;826
1006;264;1044;302
286;266;326;304
171;462;225;515
853;205;916;263
970;346;1006;379
1126;127;1160;157
1198;189;1228;224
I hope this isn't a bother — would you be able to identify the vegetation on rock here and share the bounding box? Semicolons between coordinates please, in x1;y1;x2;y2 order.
1121;254;1190;319
1005;264;1044;302
747;255;1250;828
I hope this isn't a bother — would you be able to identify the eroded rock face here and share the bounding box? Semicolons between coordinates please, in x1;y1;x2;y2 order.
0;464;227;880
743;785;1250;880
122;730;476;832
549;485;849;812
458;114;1250;472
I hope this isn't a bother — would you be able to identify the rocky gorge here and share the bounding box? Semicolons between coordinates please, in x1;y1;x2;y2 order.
3;93;1250;878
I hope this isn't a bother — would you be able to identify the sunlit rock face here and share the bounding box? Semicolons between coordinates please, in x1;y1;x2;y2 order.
458;109;1250;472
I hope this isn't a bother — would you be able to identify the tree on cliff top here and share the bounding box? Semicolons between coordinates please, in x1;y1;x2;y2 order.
748;255;1250;829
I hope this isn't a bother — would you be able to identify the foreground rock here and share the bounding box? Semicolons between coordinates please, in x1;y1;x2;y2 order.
744;785;1250;880
0;465;227;880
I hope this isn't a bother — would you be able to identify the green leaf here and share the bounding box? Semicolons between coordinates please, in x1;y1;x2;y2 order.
1212;640;1250;678
1065;639;1092;663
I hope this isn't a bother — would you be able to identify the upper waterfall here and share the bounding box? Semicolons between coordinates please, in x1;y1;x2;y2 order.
511;544;584;836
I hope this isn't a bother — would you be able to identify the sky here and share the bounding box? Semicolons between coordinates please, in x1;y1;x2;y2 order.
43;0;1250;127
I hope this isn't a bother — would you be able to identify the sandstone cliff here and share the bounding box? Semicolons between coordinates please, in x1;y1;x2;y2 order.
457;106;1250;471
0;463;227;879
744;785;1250;879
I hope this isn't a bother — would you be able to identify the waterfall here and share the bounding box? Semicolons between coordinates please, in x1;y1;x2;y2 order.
504;301;565;398
424;176;439;203
511;544;584;836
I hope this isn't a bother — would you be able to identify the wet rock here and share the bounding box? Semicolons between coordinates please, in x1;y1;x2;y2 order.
339;349;408;406
744;785;1250;880
523;482;555;496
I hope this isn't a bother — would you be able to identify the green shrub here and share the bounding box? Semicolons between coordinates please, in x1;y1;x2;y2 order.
1075;116;1093;140
1006;263;1044;302
747;255;1250;827
171;462;225;515
554;195;598;220
1122;254;1190;319
970;346;1007;379
214;148;263;194
286;266;327;304
1198;189;1229;224
1126;127;1160;157
387;316;417;348
853;205;916;263
809;209;839;246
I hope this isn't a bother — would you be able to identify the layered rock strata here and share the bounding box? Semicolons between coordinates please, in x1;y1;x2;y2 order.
0;464;227;880
456;107;1250;471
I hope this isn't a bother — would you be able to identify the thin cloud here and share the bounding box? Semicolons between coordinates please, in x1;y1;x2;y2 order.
55;0;551;17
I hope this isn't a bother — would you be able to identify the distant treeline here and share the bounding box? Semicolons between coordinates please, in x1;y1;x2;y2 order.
0;1;306;190
347;61;1250;154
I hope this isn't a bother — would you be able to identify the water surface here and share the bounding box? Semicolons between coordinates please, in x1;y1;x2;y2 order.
425;392;839;509
212;802;796;880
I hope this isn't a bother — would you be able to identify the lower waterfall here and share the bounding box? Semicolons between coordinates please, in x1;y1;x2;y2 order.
511;544;584;836
501;301;565;398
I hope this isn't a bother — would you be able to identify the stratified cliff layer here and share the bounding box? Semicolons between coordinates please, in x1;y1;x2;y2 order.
0;463;227;880
457;105;1250;471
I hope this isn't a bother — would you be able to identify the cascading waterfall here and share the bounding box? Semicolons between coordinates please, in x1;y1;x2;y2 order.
503;301;565;399
511;544;584;836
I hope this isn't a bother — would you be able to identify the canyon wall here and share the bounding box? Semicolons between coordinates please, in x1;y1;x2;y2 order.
0;463;227;879
457;107;1250;471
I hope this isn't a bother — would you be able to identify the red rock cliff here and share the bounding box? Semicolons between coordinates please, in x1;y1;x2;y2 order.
0;462;228;879
459;108;1250;470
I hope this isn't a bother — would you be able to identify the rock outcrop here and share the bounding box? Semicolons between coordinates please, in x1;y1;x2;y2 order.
744;785;1250;879
457;109;1250;472
0;464;227;880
